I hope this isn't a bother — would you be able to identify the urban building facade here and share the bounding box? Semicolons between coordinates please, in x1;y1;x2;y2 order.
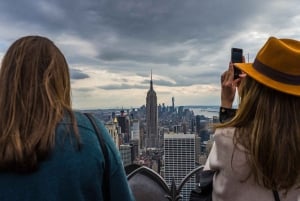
119;144;132;167
104;117;121;149
164;133;196;201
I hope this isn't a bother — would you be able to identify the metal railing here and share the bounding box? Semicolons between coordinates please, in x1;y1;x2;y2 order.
126;165;204;201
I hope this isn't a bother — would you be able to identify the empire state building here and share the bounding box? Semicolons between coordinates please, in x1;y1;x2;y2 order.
146;72;158;148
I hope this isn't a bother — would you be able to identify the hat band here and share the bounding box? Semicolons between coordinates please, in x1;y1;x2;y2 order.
253;59;300;85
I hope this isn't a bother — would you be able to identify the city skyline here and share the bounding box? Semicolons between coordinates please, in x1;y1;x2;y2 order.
0;1;300;109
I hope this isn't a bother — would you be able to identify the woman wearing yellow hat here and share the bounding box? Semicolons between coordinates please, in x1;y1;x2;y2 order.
205;37;300;201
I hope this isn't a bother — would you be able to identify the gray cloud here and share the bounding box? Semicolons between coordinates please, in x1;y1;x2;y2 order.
136;72;149;78
142;79;175;87
99;83;148;90
98;47;184;66
73;87;94;93
1;0;300;108
141;71;221;88
70;69;90;80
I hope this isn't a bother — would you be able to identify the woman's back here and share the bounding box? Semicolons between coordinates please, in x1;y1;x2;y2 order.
207;37;300;200
206;127;300;201
0;112;134;201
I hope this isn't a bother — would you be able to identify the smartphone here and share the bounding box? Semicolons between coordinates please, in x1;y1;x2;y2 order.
231;48;243;79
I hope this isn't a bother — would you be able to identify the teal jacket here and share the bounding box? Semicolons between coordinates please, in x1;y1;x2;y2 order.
0;111;135;201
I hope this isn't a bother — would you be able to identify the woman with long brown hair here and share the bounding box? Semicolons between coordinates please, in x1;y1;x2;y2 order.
0;35;134;201
205;36;300;201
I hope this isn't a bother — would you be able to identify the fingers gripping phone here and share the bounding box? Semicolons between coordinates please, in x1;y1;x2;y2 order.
231;48;243;79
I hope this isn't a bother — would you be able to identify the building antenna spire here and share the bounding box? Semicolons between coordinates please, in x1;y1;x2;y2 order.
150;69;153;90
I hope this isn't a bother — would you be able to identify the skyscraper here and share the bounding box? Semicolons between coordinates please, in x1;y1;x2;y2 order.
172;96;175;112
164;133;196;201
145;71;158;148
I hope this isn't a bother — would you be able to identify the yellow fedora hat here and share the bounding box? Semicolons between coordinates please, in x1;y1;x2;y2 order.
234;36;300;96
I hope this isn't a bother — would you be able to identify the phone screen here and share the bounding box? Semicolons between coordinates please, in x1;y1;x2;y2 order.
231;48;243;79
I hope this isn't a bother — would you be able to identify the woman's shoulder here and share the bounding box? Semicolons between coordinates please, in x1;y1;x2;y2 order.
213;127;247;162
73;111;117;149
214;127;235;141
213;127;242;153
73;111;105;130
73;111;90;125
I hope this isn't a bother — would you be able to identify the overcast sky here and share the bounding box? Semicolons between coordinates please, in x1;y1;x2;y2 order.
0;0;299;109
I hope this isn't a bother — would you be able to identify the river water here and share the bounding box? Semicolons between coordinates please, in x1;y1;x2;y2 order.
189;106;219;119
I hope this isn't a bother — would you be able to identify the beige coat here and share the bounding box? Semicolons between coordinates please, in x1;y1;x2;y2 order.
204;127;300;201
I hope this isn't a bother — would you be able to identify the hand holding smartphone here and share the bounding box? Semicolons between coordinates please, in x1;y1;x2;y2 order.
231;48;243;79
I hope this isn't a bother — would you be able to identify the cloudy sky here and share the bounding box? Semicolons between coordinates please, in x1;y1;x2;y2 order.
0;0;299;109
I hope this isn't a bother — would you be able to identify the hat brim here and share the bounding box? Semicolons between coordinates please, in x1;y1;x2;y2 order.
234;63;300;96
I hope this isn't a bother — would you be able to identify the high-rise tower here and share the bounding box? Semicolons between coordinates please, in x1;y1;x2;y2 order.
164;133;196;201
172;96;175;112
145;71;158;148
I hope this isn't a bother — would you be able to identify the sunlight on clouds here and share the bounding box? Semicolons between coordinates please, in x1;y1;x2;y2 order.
73;86;221;109
71;68;222;109
155;84;219;95
71;68;114;89
152;74;176;85
72;68;148;87
72;87;147;109
246;32;269;40
71;67;175;89
149;84;220;107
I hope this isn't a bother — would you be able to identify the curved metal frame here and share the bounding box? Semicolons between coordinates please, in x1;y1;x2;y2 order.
127;165;205;201
127;165;170;193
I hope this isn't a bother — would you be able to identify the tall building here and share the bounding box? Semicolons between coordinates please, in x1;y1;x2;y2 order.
117;110;131;144
131;119;140;141
172;96;175;112
194;135;202;164
164;133;196;201
130;119;140;159
145;71;158;148
119;144;132;167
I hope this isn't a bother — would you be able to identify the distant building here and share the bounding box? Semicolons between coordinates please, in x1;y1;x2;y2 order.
117;110;131;144
205;138;213;154
178;106;184;115
131;119;140;141
172;96;175;112
164;133;196;201
104;117;121;148
198;154;208;165
194;135;201;164
129;139;139;163
145;71;158;148
195;115;210;143
119;144;132;167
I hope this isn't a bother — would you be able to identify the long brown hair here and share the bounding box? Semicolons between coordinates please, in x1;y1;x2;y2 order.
0;36;78;172
218;76;300;192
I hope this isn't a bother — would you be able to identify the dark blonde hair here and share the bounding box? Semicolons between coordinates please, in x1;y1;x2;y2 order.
219;76;300;192
0;36;79;172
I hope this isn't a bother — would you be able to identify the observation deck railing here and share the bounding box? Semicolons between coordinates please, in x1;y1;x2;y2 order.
126;164;204;201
